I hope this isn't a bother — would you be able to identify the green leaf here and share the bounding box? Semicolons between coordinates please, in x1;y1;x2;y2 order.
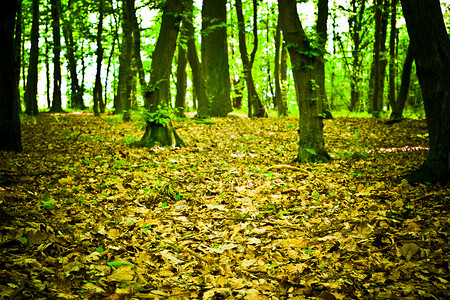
107;261;134;269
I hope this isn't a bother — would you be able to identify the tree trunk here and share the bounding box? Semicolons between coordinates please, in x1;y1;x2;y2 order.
137;0;185;148
14;0;23;113
93;0;104;117
24;0;39;116
391;43;413;119
184;0;209;117
175;24;188;118
316;0;332;119
62;0;84;110
0;0;22;152
401;0;450;183
49;0;64;113
372;0;383;117
118;0;134;119
235;0;266;118
274;15;287;116
347;0;366;112
388;0;398;111
201;0;232;117
279;0;330;163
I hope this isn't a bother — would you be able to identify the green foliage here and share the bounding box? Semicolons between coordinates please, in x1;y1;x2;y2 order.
141;106;180;126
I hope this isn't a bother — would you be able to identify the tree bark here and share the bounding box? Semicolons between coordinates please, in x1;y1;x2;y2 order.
62;0;84;110
24;0;39;116
93;0;104;117
201;0;232;117
137;0;185;148
117;0;134;119
401;0;450;183
274;15;287;116
391;43;413;119
0;1;22;151
235;0;266;118
388;0;398;111
316;0;332;119
184;0;209;117
49;0;64;113
279;0;330;163
175;23;188;118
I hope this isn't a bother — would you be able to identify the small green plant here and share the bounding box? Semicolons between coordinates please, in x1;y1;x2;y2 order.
41;200;56;210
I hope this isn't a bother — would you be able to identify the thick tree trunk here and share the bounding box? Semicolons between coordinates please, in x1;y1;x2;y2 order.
24;0;39;116
137;0;185;147
279;0;330;163
0;0;22;152
49;0;64;113
391;43;413;119
201;0;232;117
401;0;450;183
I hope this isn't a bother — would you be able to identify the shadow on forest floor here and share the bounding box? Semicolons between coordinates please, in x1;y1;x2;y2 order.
0;113;448;299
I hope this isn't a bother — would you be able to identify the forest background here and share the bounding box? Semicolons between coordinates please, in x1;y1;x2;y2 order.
0;0;450;299
15;0;450;118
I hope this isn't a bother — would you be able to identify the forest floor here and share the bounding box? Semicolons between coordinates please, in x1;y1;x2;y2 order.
0;113;448;300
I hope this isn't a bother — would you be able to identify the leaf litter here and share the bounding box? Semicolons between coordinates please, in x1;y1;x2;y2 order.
0;113;448;299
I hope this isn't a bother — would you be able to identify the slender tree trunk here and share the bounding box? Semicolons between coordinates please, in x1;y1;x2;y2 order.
104;7;119;108
391;43;413;119
280;40;288;113
137;0;185;147
184;0;209;117
0;0;22;151
44;23;51;108
274;15;287;116
24;0;39;116
93;0;104;117
62;0;84;110
14;0;23;113
316;0;332;119
372;0;383;117
401;0;450;183
130;0;146;91
279;0;330;163
388;0;398;110
175;23;188;117
235;0;266;118
50;0;64;113
118;0;134;119
201;0;232;117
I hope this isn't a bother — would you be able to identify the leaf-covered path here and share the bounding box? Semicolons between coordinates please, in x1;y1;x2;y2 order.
0;114;448;299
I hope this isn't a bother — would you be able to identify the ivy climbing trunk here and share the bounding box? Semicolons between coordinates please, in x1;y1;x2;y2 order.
279;0;330;163
137;0;185;148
